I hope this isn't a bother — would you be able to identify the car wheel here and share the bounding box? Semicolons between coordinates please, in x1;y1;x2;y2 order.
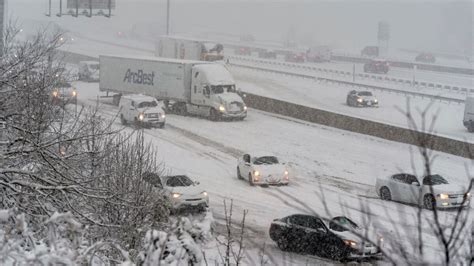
277;239;289;251
210;108;219;121
380;187;391;201
423;194;435;210
248;174;255;186
120;114;127;125
237;167;243;180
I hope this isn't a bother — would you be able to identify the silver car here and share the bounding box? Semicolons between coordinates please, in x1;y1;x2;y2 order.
375;173;471;209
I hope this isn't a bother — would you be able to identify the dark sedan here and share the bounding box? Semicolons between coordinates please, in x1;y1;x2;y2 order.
269;214;382;261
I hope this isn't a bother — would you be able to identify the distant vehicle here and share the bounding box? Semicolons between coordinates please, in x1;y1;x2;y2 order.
235;46;252;56
144;173;209;212
52;81;77;106
363;59;389;74
119;94;166;128
415;53;436;63
306;45;331;62
156;36;224;62
269;214;382;260
464;96;474;132
58;33;75;44
237;153;289;186
375;173;471;209
346;90;378;107
361;46;379;57
100;55;247;121
78;61;100;82
285;52;305;63
115;31;127;39
258;50;277;59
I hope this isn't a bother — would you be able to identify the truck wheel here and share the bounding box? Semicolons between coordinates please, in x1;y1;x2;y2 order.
159;123;165;129
112;94;122;106
120;115;127;125
134;118;141;128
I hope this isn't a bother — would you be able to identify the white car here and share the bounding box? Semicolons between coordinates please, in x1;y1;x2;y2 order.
78;61;100;82
237;153;289;186
375;173;471;209
145;173;209;212
119;94;166;128
328;216;383;259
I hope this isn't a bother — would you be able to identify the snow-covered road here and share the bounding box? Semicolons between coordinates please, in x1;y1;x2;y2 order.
75;81;473;265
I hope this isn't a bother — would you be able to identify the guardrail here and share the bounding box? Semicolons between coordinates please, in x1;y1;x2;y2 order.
228;61;465;104
243;92;473;159
228;55;473;96
58;50;473;158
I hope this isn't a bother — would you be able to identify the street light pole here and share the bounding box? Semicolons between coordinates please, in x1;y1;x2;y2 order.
166;0;170;35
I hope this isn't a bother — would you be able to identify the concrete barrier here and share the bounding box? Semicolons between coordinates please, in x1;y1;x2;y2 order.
243;92;473;159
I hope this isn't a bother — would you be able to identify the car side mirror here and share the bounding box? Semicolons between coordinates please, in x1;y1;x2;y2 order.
412;182;420;186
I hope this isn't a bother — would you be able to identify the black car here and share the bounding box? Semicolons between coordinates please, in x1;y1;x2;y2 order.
269;214;382;261
270;214;353;260
346;90;378;107
415;53;436;63
363;59;389;74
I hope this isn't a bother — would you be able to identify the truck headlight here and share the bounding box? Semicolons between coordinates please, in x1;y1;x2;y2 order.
374;99;378;103
357;98;363;103
438;193;449;199
138;113;145;121
218;105;226;112
243;105;248;111
161;113;166;119
172;193;181;199
72;90;77;97
253;170;260;177
52;91;59;97
201;191;208;197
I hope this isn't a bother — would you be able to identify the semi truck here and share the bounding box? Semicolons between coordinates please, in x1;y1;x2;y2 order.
155;36;224;62
99;55;247;121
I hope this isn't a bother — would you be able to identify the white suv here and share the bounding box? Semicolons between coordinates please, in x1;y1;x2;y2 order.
119;94;166;128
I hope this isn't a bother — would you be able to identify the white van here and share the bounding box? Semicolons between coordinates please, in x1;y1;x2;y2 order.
119;94;166;128
78;61;100;82
464;96;474;132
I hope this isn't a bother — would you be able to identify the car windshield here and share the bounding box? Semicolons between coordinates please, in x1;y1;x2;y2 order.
330;217;359;232
137;101;158;108
359;91;373;96
166;175;194;187
56;82;72;88
253;156;279;165
423;174;449;186
211;85;236;94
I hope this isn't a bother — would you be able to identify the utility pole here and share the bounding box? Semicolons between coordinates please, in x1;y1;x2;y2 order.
166;0;170;35
0;0;6;57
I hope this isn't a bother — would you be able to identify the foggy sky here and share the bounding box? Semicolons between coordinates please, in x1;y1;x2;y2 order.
12;0;473;55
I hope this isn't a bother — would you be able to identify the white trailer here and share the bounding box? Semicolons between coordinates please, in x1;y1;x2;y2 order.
99;55;247;120
155;36;224;62
464;96;474;132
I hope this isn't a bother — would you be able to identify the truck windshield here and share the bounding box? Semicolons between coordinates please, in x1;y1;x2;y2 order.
138;101;158;108
211;85;236;94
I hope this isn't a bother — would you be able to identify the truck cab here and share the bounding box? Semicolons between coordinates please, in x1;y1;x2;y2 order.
119;94;166;128
187;64;247;121
464;96;474;132
78;61;100;82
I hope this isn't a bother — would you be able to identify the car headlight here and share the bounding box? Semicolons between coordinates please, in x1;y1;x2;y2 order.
357;98;363;102
201;191;208;197
138;113;144;121
218;105;226;112
243;105;248;111
253;170;260;177
72;90;77;97
172;193;181;199
465;192;471;198
343;239;357;247
438;193;449;199
374;99;378;102
161;113;166;119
